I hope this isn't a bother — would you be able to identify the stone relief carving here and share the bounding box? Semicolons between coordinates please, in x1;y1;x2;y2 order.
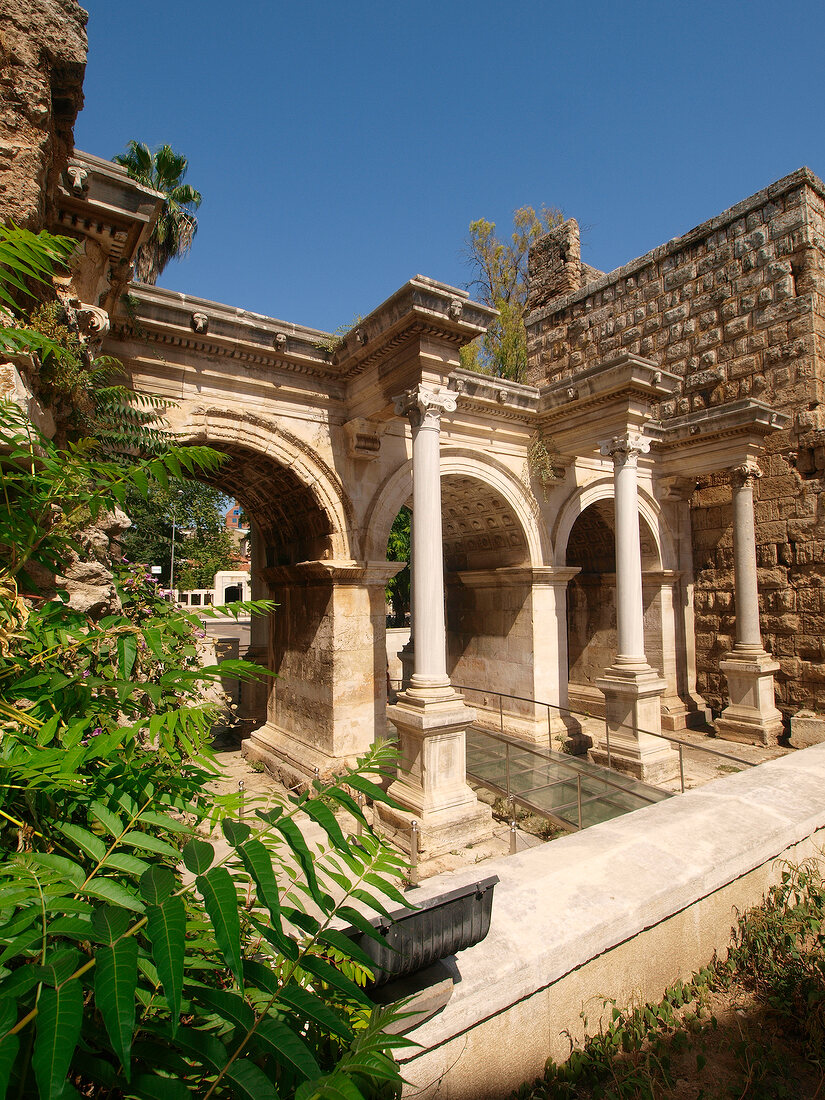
65;165;88;193
191;311;209;334
449;298;463;320
273;332;288;351
343;417;382;461
75;304;110;339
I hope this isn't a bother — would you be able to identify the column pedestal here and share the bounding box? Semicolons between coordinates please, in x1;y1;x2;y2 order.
716;649;784;745
591;664;676;783
378;691;492;860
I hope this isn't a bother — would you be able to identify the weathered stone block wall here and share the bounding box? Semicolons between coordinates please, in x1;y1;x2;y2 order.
526;169;825;717
0;0;87;229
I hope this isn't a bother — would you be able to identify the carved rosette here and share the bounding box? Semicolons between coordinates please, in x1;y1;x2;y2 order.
394;384;458;430
599;431;651;468
730;460;762;490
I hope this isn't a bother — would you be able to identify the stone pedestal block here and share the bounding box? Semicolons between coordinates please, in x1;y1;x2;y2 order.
592;664;679;784
790;711;825;749
377;692;493;860
716;650;784;745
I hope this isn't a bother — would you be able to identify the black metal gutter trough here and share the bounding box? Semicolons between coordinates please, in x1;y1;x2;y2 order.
343;875;499;1028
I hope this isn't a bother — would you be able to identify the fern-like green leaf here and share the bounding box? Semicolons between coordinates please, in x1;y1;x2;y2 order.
32;979;83;1100
92;906;138;1079
196;868;243;989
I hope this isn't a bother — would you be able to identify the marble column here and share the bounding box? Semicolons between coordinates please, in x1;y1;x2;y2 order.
593;432;679;783
716;461;784;744
378;383;492;861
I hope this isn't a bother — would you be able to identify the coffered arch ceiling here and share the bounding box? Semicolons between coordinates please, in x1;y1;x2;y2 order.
197;444;335;567
565;498;661;573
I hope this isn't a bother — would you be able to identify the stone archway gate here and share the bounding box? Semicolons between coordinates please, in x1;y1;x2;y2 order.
55;152;789;840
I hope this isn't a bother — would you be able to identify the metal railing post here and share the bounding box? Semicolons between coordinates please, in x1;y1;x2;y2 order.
505;742;511;802
499;694;504;734
577;773;583;831
238;778;245;821
356;790;365;837
409;820;420;887
509;819;517;855
605;724;612;769
678;743;685;794
547;704;552;748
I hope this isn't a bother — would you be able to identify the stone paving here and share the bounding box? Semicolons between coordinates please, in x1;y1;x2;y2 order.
205;720;792;882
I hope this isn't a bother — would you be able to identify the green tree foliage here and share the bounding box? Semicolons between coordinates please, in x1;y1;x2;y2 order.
113;142;203;285
460;205;563;383
386;508;410;627
0;223;170;453
0;230;410;1099
122;481;237;589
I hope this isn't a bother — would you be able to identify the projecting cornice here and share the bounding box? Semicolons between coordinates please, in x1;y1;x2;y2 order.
650;400;791;476
330;276;498;381
53;150;163;313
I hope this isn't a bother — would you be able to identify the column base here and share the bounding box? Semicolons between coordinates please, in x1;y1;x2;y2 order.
379;690;494;859
592;662;679;784
717;649;784;746
242;721;354;789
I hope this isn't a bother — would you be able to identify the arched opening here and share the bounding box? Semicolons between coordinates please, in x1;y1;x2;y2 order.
368;456;550;739
565;499;664;715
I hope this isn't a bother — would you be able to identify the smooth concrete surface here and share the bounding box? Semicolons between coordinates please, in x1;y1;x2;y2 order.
397;743;825;1099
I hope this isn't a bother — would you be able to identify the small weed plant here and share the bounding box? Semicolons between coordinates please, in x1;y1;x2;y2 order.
515;855;825;1099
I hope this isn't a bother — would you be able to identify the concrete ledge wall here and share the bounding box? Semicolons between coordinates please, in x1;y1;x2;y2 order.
399;743;825;1099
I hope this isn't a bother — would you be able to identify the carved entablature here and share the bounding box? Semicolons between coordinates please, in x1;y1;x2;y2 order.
730;460;762;490
394;384;458;430
343;417;383;461
599;430;651;468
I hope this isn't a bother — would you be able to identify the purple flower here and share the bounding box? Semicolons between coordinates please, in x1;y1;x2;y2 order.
82;670;90;679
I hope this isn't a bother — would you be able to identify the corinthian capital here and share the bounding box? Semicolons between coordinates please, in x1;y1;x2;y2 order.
599;431;651;468
394;384;458;429
730;460;762;489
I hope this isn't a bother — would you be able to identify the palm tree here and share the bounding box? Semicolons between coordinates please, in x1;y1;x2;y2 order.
114;141;203;285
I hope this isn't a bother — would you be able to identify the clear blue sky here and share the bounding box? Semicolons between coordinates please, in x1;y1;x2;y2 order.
75;1;825;334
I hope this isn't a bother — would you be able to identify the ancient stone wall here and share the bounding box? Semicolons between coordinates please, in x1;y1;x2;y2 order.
0;0;87;230
526;169;825;717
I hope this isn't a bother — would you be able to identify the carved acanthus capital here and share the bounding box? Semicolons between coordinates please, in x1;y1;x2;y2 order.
394;384;458;430
76;304;110;339
730;460;763;490
599;431;651;468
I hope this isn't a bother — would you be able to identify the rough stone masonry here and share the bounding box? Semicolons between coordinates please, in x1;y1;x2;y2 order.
526;169;825;723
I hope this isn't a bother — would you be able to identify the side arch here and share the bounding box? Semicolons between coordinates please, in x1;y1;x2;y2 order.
552;477;677;571
363;446;549;566
174;405;358;561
